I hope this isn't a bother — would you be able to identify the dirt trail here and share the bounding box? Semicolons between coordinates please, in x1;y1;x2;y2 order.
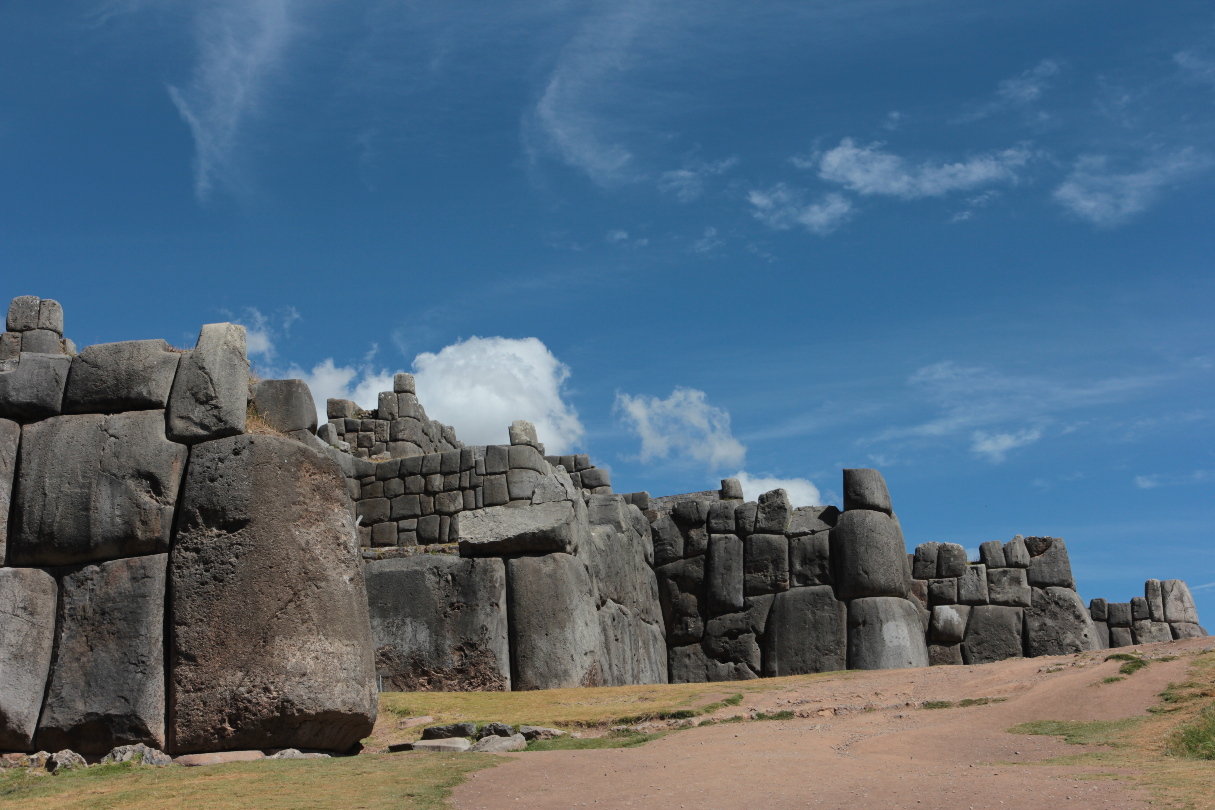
454;640;1212;809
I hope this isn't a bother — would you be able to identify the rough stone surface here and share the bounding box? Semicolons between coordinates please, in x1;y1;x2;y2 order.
37;555;167;755
0;568;57;751
63;339;180;413
842;468;892;514
508;420;539;448
961;605;1024;665
1089;598;1109;622
9;411;187;566
743;533;789;596
1171;622;1207;640
37;300;63;334
0;352;72;420
1162;580;1200;624
830;510;910;600
251;379;317;435
409;738;472;753
930;605;971;644
987;568;1032;608
912;543;939;580
957;565;989;605
1093;620;1110;649
477;722;514;739
1025;536;1075;589
175;750;265;766
458;500;586;557
21;330;61;354
169;434;377;754
6;296;40;332
507;553;601;690
519;726;566;741
928;578;957;605
936;544;967;578
0;418;17;562
979;541;1006;569
366;556;509;692
754;489;792;533
47;750;87;773
789;533;832;587
1003;536;1030;568
1107;602;1132;628
706;533;745;615
166;323;248;443
762;586;847;676
846;597;929;670
1131;596;1150;622
928;644;964;666
1132;620;1173;644
720;478;744;500
102;743;173;766
1109;626;1133;648
421;722;476;739
651;514;683;567
471;733;527;753
1145;580;1165;622
655;556;705;646
1023;587;1099;657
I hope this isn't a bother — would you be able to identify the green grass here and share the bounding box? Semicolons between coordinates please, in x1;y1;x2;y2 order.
1104;653;1149;675
958;697;1006;707
1168;705;1215;760
1009;718;1143;747
922;700;954;709
1103;676;1126;684
752;710;795;721
524;730;666;752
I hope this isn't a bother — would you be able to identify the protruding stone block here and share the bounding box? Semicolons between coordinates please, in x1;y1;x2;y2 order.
580;467;611;489
979;540;1006;569
251;379;317;434
1162;580;1199;624
1023;587;1100;657
393;373;415;394
1089;597;1109;622
1107;602;1131;628
9;411;187;566
720;477;743;500
1131;596;1150;621
754;489;792;533
0;332;19;361
63;339;181;413
169;434;377;754
1003;536;1030;568
0;568;57;751
706;534;744;615
506;553;601;690
21;330;61;354
651;514;684;567
1109;626;1133;647
1145;580;1165;621
928;644;963;666
655;557;705;646
1171;622;1207;640
458;500;586;557
842;468;892;514
961;605;1024;664
912;543;939;580
36;555;167;754
327;398;356;419
930;604;970;644
0;352;71;420
743;533;789;596
928;578;957;605
0;418;17;562
936;544;967;578
1025;536;1075;589
166;323;249;443
1132;620;1172;644
830;510;909;600
846;597;929;670
707;500;736;534
37;300;63;335
958;564;989;605
789;533;832;587
762;586;846;675
987;567;1031;607
6;296;40;332
508;419;540;448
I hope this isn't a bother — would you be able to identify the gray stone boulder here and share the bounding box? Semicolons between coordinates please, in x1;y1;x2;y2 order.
0;417;17;562
979;540;1006;569
1171;622;1207;640
987;568;1031;607
1145;580;1165;621
21;330;61;354
789;533;832;587
471;733;527;753
519;726;566;741
251;379;318;434
169;434;377;754
830;510;909;600
655;556;705;645
0;352;72;420
706;533;745;615
102;743;173;766
846;597;929;670
720;477;744;500
1110;626;1133;647
1162;580;1199;624
668;642;756;683
936;544;967;578
576;519;662;625
961;605;1024;665
365;556;509;692
755;489;792;533
63;339;181;413
166;323;249;444
743;533;789;596
651;514;683;567
1025;536;1075;589
421;721;476;739
1023;587;1100;657
507;553;602;689
912;543;939;580
928;644;963;666
9;411;187;566
930;605;970;644
842;468;892;514
1131;596;1150;621
595;602;667;687
928;578;957;605
707;500;736;534
36;555;167;754
508;419;540;448
458;500;587;557
1107;602;1132;628
477;722;513;739
1093;620;1110;649
46;749;87;773
1003;536;1030;568
788;505;838;535
1132;620;1173;644
957;565;989;605
1089;598;1108;622
6;296;41;331
408;738;471;753
38;300;64;334
0;568;57;751
762;586;846;676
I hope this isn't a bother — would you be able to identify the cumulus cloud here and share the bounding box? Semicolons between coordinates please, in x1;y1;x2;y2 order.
817;138;1031;199
615;386;746;469
412;336;584;453
732;471;821;507
230;305;300;361
747;185;852;235
970;427;1043;462
659;157;738;202
284;357;398;425
1053;149;1213;226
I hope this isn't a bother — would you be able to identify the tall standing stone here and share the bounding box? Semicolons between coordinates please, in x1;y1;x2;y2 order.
762;586;847;675
842;468;892;514
36;555;167;754
166;323;249;443
169;434;377;754
1023;587;1100;657
830;510;910;600
0;568;57;751
0;418;17;563
1025;536;1075;589
706;533;745;615
1161;580;1199;624
506;553;601;690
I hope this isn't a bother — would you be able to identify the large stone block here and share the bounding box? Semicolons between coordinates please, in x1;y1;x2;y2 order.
754;489;792;533
930;604;970;644
9;411;186;566
830;509;910;600
1107;602;1132;628
706;533;745;615
165;323;248;443
1145;580;1165;621
912;542;939;580
928;644;963;666
36;555;167;754
63;339;181;413
169;434;377;754
957;564;989;605
961;605;1024;665
0;418;17;562
507;553;601;690
788;505;838;536
458;500;586;557
1132;620;1173;644
1023;587;1100;657
0;568;57;751
575;522;662;626
6;296;41;331
1162;580;1199;624
1171;622;1208;640
789;533;832;587
846;597;929;670
251;379;317;435
37;299;64;335
979;540;1006;569
651;514;684;566
596;602;667;687
936;544;967;578
655;557;705;645
1025;536;1075;589
842;468;892;514
0;352;71;420
1131;596;1150;622
743;533;789;596
762;586;846;676
1089;597;1108;622
987;567;1031;607
1003;536;1030;568
21;329;62;354
365;556;509;691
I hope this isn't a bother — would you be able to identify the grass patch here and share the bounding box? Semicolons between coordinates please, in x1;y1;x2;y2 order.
752;710;795;721
1168;705;1215;760
958;697;1006;708
922;700;954;709
525;730;665;752
1103;676;1126;684
1009;718;1143;747
1103;653;1149;675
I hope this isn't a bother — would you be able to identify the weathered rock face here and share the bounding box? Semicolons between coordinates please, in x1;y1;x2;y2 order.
506;553;601;690
365;556;509;691
63;340;181;414
0;568;57;751
1024;536;1075;589
0;352;72;421
251;378;317;435
1023;587;1099;657
656;556;705;646
762;586;847;676
912;542;940;580
166;323;248;443
706;533;745;615
168;434;377;754
789;533;832;588
0;417;18;562
36;555;167;754
830;510;910;600
846;597;929;670
987;568;1031;607
936;544;967;578
743;533;789;596
929;605;970;645
1162;580;1199;624
458;500;587;557
957;564;989;605
1132;620;1173;644
961;605;1023;665
842;468;892;514
9;411;187;566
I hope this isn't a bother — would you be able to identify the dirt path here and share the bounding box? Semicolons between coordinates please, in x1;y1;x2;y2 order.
454;641;1211;809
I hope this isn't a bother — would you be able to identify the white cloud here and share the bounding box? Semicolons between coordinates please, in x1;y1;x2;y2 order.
606;229;648;248
1134;475;1161;490
996;59;1061;105
412;336;584;453
658;157;738;202
1176;51;1215;87
691;226;724;254
615;386;746;469
285;357;398;425
168;0;296;200
732;471;821;507
1134;470;1211;490
817;138;1031;199
1053;149;1213;227
747;185;852;235
970;427;1043;462
230;305;299;361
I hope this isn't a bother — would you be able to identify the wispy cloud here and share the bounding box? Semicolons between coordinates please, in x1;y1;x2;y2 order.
1134;470;1212;490
747;185;852;235
970;427;1043;462
1053;149;1213;226
1175;50;1215;87
691;226;724;254
954;59;1061;123
815;138;1032;199
615;386;746;469
732;470;821;507
659;157;738;202
168;0;296;200
228;305;300;362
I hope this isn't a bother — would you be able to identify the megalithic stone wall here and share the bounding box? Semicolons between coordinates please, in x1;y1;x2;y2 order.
0;295;377;755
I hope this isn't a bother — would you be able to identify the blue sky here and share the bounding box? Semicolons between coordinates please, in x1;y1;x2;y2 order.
3;1;1215;618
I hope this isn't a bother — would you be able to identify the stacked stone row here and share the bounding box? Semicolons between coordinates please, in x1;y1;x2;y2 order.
1088;580;1204;648
542;453;613;494
321;374;460;460
0;295;73;360
0;295;376;757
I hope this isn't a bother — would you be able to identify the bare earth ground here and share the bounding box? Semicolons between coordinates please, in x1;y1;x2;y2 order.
455;639;1215;810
